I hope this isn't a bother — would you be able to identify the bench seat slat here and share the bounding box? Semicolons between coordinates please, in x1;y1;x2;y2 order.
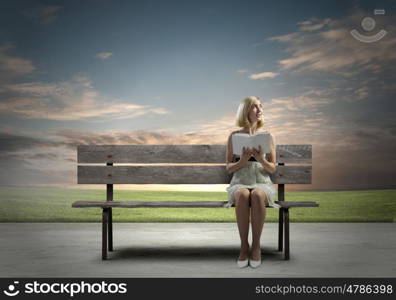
72;200;229;208
275;201;319;208
72;200;319;208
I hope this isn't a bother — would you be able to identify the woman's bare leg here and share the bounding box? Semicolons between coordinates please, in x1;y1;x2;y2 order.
234;188;251;260
250;188;268;260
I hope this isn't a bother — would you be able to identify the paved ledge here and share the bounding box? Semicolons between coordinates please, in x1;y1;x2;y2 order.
0;223;395;277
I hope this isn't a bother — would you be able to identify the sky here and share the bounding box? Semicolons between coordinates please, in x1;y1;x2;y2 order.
0;0;395;191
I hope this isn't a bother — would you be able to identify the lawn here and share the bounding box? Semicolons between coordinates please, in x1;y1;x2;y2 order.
0;187;395;222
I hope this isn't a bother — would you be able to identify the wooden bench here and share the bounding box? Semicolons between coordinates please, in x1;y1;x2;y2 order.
72;144;318;260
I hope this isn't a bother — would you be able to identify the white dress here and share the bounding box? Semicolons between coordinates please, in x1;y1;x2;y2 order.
224;155;279;208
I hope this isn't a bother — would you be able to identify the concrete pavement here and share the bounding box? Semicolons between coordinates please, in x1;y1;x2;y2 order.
0;223;395;277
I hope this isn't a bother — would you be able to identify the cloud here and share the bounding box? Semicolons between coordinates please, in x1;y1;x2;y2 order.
0;44;35;81
166;88;339;145
54;128;230;147
249;72;279;79
0;130;74;186
96;52;113;59
22;4;62;24
269;32;299;43
0;132;62;152
297;18;331;32
0;75;171;121
269;11;396;74
261;10;396;170
354;85;369;100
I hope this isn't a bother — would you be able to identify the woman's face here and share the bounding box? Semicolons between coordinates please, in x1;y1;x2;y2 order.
248;99;263;124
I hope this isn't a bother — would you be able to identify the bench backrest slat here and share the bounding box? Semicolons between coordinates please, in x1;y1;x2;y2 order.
276;145;312;164
78;144;312;164
78;145;225;164
78;165;311;184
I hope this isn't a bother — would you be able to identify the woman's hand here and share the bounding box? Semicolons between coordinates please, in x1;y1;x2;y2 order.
252;145;265;162
240;146;253;164
254;144;277;174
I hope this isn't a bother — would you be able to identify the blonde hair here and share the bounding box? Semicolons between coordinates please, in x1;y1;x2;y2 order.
235;96;265;128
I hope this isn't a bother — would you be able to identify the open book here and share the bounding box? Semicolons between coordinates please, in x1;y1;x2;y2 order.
232;132;272;156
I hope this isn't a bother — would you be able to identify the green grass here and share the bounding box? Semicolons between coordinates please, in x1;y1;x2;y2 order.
0;187;395;222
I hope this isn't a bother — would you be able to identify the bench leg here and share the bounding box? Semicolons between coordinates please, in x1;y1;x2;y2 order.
102;208;109;260
108;208;113;251
278;208;284;251
284;208;290;260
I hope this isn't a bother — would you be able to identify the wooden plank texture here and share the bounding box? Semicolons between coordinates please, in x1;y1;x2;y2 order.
275;201;319;208
78;165;232;184
72;200;229;208
276;145;312;164
72;200;318;208
78;144;312;164
269;165;312;184
78;145;225;164
78;165;311;184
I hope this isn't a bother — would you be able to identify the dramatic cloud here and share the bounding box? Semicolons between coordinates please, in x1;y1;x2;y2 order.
0;132;62;152
0;75;171;121
269;12;396;74
249;72;279;79
54;128;231;147
157;88;340;147
96;52;113;59
0;44;35;81
297;18;331;32
261;11;396;190
22;5;62;24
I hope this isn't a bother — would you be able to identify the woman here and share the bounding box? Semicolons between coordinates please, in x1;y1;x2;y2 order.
225;96;279;268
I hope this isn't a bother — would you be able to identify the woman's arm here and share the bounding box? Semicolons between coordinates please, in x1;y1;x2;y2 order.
225;132;248;174
255;133;277;174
